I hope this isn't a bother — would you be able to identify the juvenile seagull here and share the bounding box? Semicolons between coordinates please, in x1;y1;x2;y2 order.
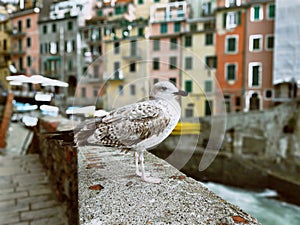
52;81;187;183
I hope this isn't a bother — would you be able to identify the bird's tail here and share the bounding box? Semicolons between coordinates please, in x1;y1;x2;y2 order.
42;130;76;146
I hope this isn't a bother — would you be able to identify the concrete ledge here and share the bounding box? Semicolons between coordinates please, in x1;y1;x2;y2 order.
78;146;261;225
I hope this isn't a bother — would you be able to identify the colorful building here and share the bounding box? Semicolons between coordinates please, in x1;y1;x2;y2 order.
0;3;13;90
215;0;245;113
10;0;41;76
244;0;275;111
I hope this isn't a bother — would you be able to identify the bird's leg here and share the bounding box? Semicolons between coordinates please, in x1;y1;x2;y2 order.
135;151;142;177
139;151;161;184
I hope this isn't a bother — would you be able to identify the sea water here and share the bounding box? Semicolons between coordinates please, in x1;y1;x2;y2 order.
205;182;300;225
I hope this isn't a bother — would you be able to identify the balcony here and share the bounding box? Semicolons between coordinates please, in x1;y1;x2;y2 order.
122;48;142;61
11;29;26;37
0;62;7;68
104;70;124;82
11;49;26;55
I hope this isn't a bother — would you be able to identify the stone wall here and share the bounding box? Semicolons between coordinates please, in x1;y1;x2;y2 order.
153;99;300;205
34;118;79;225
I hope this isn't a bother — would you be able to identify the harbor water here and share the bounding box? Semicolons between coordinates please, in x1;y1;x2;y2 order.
205;182;300;225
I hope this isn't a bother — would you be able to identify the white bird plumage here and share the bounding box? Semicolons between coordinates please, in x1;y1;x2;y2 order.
74;81;188;183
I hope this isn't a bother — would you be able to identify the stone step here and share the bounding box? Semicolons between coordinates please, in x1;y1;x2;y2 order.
0;154;68;225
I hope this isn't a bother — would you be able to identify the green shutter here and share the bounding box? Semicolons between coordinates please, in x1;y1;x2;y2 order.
237;11;242;25
223;13;227;28
185;80;192;93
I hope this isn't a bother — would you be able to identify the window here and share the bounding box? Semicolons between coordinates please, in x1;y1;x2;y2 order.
130;84;136;95
72;40;76;52
81;87;86;98
205;80;213;93
114;42;120;54
185;108;194;117
264;89;273;99
190;24;197;32
26;37;31;48
160;23;167;33
169;78;176;85
19;57;23;71
3;39;7;50
50;42;58;54
130;62;136;72
138;0;144;4
202;2;212;15
249;35;262;51
68;60;73;71
26;18;31;28
153;57;160;70
185;80;193;93
174;22;181;32
267;3;275;19
43;25;47;34
138;27;144;37
93;88;98;97
114;62;120;79
169;56;177;69
226;63;236;81
185;35;192;47
153;39;160;51
118;85;124;95
225;0;241;8
249;62;261;87
18;20;22;32
205;33;213;45
226;11;240;29
205;100;212;116
236;97;241;106
18;39;22;51
251;5;263;21
52;23;57;32
205;56;217;69
27;56;31;67
154;0;160;2
265;35;274;50
224;95;231;112
67;21;73;30
185;57;193;70
226;36;238;53
223;11;241;29
170;38;177;49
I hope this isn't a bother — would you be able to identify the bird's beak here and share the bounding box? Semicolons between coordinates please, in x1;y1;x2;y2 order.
173;90;188;96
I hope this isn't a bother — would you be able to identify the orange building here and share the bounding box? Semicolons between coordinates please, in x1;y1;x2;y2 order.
215;1;245;112
216;0;275;112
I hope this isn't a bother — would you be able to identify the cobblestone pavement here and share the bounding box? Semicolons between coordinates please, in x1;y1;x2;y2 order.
0;154;68;225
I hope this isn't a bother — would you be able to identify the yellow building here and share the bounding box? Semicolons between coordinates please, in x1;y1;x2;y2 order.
102;19;149;110
0;10;12;90
181;18;217;117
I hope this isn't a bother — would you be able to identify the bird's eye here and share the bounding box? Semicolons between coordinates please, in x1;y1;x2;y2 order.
160;87;167;91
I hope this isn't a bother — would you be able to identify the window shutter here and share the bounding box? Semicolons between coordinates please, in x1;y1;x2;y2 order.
223;13;227;28
237;11;242;25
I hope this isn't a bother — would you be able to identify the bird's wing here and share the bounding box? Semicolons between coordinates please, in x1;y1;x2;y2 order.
75;101;170;148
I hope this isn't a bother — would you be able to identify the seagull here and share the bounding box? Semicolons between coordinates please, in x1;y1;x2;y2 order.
48;81;188;183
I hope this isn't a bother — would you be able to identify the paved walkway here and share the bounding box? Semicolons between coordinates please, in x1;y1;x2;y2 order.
0;154;68;225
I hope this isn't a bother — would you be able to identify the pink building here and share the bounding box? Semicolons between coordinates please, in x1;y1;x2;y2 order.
10;2;40;76
149;1;189;88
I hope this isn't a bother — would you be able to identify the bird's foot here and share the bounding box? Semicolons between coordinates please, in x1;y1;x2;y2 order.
141;175;161;184
136;170;150;177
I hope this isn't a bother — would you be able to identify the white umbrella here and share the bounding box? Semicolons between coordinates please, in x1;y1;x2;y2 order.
7;74;69;87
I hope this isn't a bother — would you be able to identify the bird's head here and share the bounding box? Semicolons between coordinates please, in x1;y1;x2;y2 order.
151;81;188;100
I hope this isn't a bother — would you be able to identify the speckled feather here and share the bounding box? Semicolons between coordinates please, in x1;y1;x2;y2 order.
74;100;171;151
